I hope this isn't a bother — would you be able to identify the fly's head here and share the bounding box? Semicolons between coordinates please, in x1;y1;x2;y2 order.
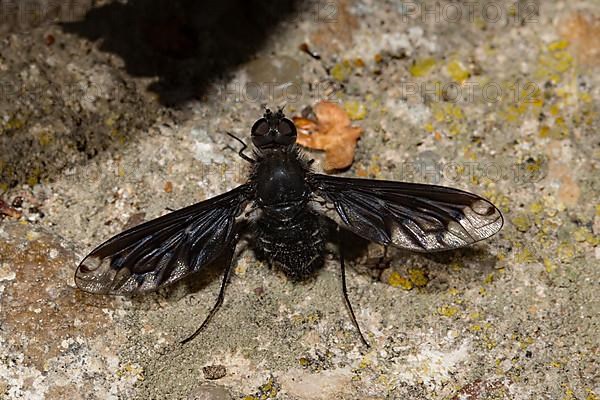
251;108;297;150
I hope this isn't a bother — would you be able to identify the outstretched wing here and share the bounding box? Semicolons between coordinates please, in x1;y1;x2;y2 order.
75;184;252;294
311;174;503;252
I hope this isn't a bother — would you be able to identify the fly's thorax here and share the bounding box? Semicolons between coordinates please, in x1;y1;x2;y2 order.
253;148;310;208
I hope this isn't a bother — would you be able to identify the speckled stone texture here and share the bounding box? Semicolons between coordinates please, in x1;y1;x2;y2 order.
0;0;599;399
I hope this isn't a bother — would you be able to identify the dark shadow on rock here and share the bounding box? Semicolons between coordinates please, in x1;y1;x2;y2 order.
336;230;500;288
61;0;301;106
0;0;303;191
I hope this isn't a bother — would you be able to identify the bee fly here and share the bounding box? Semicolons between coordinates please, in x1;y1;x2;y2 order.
76;108;503;346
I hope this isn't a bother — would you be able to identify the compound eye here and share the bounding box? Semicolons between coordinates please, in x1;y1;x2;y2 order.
251;118;269;136
277;118;297;139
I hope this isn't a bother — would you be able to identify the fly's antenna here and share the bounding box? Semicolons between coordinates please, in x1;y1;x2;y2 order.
277;104;286;117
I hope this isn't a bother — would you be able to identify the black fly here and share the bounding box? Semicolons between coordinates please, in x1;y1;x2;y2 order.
75;108;503;346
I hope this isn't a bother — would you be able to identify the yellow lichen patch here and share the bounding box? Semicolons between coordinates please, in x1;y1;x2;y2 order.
556;242;575;263
586;234;600;247
548;40;570;51
511;213;532;232
541;220;559;235
450;262;462;272
529;202;544;214
562;384;576;400
539;125;550;138
586;390;599;400
446;60;470;82
409;58;436;77
447;287;460;296
331;60;353;81
438;102;464;121
38;131;54;146
515;246;537;264
298;357;310;367
388;271;413;290
543;258;557;273
535;41;574;83
429;102;465;137
116;362;145;382
438;305;459;318
483;273;494;285
469;324;482;332
110;128;127;144
550;361;562;368
572;227;588;242
368;161;382;178
259;378;278;398
469;312;481;320
343;101;367;120
483;335;497;350
27;166;42;187
5;117;25;130
408;268;428;287
358;355;372;369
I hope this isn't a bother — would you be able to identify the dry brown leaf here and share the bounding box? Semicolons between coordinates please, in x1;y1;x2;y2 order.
294;101;362;171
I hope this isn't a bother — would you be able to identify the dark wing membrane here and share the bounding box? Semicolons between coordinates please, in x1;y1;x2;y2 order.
75;184;251;294
312;174;503;252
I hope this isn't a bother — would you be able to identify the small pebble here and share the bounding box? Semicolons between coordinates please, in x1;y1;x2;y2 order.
203;365;227;380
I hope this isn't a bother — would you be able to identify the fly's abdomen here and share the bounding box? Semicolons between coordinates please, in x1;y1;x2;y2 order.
255;210;325;280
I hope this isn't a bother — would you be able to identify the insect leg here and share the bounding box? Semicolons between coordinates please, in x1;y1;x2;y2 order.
225;131;256;163
180;240;237;345
338;227;370;348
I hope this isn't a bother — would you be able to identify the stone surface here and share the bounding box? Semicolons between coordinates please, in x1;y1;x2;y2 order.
1;0;599;399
